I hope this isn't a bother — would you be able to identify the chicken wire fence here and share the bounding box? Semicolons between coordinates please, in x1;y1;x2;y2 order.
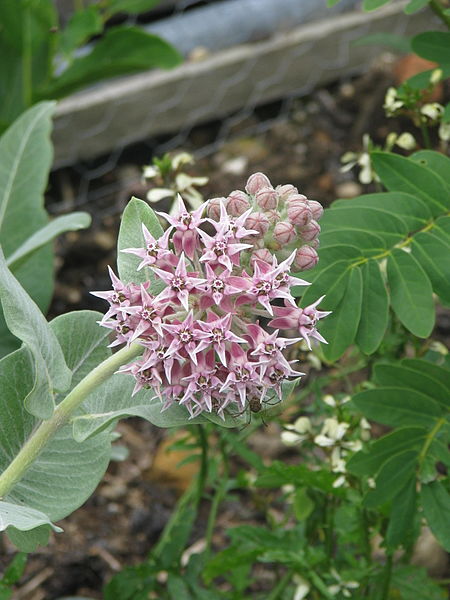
50;0;419;211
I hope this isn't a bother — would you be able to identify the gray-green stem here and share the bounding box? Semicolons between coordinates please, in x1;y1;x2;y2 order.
0;343;142;498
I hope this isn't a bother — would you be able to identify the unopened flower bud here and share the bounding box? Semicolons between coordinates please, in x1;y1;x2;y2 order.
246;211;269;236
287;200;312;227
274;221;296;245
227;190;250;216
207;197;227;220
255;186;278;210
286;193;308;205
276;183;298;202
307;200;324;221
245;172;271;195
309;238;320;249
251;248;272;265
265;209;281;224
395;132;416;150
299;220;321;242
294;245;319;270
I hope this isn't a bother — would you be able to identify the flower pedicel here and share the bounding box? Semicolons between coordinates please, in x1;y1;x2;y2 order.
93;173;329;419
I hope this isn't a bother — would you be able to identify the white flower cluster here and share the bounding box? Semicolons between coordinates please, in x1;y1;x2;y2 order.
281;395;370;488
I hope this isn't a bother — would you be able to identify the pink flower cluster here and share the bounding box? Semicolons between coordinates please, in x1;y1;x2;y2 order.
93;174;329;419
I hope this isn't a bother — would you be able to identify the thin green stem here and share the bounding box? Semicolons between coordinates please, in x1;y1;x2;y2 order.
325;496;336;565
420;121;432;149
0;343;142;498
196;425;209;503
266;569;294;600
379;553;393;600
205;436;230;555
418;417;446;467
429;0;450;29
360;508;372;564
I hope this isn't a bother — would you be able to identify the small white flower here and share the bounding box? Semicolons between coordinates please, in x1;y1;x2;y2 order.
293;416;313;434
321;418;349;442
331;447;346;473
328;569;359;597
142;165;159;179
439;122;450;142
293;575;310;600
421;103;444;121
314;434;335;447
172;152;194;170
332;474;347;488
395;132;416;150
323;394;336;407
429;341;448;355
430;68;442;85
358;152;373;185
368;477;376;489
282;417;312;446
342;439;363;453
147;188;174;203
384;87;403;115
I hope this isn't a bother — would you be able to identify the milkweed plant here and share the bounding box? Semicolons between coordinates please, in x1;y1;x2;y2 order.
1;1;450;598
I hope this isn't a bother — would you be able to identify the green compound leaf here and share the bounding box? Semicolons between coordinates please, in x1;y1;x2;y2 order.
0;249;72;419
319;229;385;255
6;525;52;553
385;476;417;549
351;387;443;428
297;257;352;305
411;151;450;191
318;205;405;247
332;192;431;231
372;151;450;217
391;566;447;600
321;266;363;362
355;260;389;354
401;359;450;397
1;552;27;586
433;215;450;246
373;363;450;410
347;427;426;477
117;196;164;290
411;31;450;63
363;450;417;508
411;230;450;307
387;248;434;338
421;481;450;552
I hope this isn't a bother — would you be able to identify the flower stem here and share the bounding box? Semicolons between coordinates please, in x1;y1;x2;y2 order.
0;343;142;498
196;425;209;503
379;553;393;600
420;121;432;149
266;569;294;600
205;435;230;555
